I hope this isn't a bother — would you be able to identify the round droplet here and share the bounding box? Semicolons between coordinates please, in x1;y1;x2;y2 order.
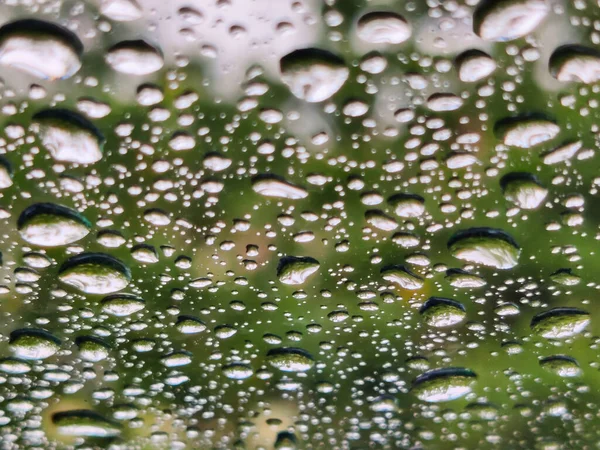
420;297;466;328
18;203;91;247
266;347;315;372
176;315;207;334
52;410;121;437
495;115;560;149
59;253;131;294
101;294;145;317
448;228;520;269
357;11;411;44
105;40;163;75
456;49;496;82
277;256;320;285
131;244;159;263
101;0;143;22
161;351;192;368
427;93;463;112
33;109;104;164
280;48;349;103
222;363;253;380
531;307;590;339
501;173;548;210
474;0;549;42
365;209;398;231
412;367;477;402
549;45;600;84
445;269;487;288
549;269;581;286
381;265;424;290
9;328;61;360
0;19;83;79
540;355;581;377
388;193;425;218
252;175;308;199
76;336;111;362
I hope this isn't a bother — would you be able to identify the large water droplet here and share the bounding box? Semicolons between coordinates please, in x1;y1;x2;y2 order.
0;19;83;79
9;328;61;360
280;48;349;103
549;45;600;84
33;109;104;164
52;410;121;437
266;347;315;372
105;40;163;75
412;367;477;402
277;256;320;285
58;253;131;294
448;228;520;269
357;11;411;44
531;307;590;339
18;203;91;247
474;0;549;42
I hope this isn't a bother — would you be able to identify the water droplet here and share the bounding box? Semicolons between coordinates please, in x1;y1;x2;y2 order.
357;11;411;44
101;0;143;22
540;355;581;377
412;367;477;403
59;253;131;294
52;410;121;437
420;297;466;328
280;48;349;103
105;40;163;75
448;228;520;269
0;19;82;79
456;50;496;82
18;203;91;247
549;45;600;84
33;109;104;164
9;328;61;360
266;347;315;372
474;0;549;42
252;174;308;199
381;265;424;290
277;256;320;285
501;173;548;210
495;115;560;149
531;307;590;339
101;294;145;316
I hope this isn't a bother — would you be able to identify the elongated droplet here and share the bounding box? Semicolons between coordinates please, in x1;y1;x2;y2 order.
18;203;91;247
33;109;104;164
59;253;131;294
0;19;83;79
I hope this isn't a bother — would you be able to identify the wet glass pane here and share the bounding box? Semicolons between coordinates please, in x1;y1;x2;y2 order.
0;0;599;448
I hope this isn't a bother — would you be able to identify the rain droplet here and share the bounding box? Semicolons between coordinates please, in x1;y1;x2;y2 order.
356;11;411;45
9;328;61;360
280;48;349;103
0;19;83;80
448;228;520;269
18;203;91;247
473;0;549;42
33;109;105;164
266;347;315;372
531;307;590;339
105;40;163;75
58;253;131;294
277;256;320;285
412;367;477;403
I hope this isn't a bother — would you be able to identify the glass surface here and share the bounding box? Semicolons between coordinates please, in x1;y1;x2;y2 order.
0;0;599;448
